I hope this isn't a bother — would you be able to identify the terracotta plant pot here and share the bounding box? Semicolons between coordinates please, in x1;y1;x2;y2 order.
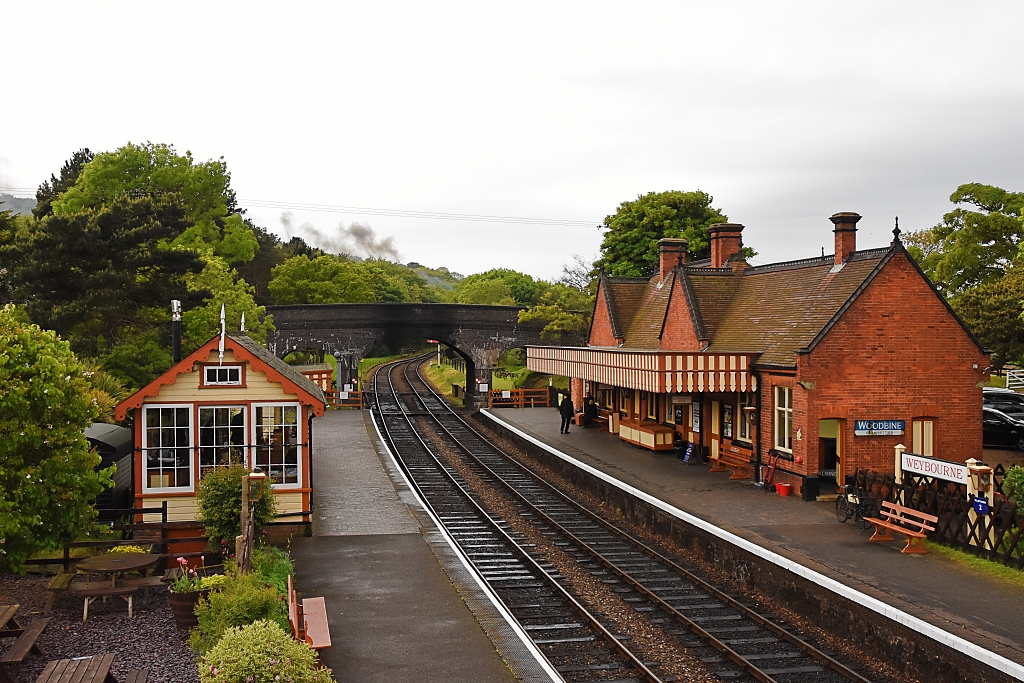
168;589;209;630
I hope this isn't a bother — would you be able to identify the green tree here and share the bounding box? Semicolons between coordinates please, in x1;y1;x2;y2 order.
907;183;1024;295
456;279;516;305
33;148;94;218
594;190;728;277
455;268;545;306
50;142;257;263
268;255;375;304
950;262;1024;370
182;255;275;347
0;306;112;572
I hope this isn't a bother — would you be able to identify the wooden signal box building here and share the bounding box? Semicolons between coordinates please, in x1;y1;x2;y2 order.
528;214;990;498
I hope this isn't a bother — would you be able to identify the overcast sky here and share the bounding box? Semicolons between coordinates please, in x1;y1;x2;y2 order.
2;2;1022;279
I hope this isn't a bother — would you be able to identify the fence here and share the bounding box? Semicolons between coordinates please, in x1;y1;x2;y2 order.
487;388;550;409
326;390;363;409
856;466;1024;569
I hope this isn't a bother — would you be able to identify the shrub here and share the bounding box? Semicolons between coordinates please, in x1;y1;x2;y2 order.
251;546;292;595
1004;465;1024;505
189;572;288;653
198;619;332;683
196;466;276;548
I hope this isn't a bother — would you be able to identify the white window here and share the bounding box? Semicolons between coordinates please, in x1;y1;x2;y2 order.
254;404;301;487
143;405;193;491
774;386;793;452
198;406;247;478
737;392;755;442
204;365;242;386
912;419;935;457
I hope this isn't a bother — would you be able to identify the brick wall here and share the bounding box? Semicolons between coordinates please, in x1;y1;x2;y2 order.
659;278;702;350
589;286;619;347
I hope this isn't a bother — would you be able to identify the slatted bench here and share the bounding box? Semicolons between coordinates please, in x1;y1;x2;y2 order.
80;587;137;621
864;501;938;554
0;605;49;683
709;451;750;480
44;572;76;613
287;576;331;655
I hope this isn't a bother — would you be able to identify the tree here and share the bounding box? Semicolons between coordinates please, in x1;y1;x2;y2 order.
0;306;112;572
907;183;1024;295
268;255;375;304
594;190;729;277
33;148;94;218
182;256;275;347
950;263;1024;370
455;269;545;306
455;279;516;305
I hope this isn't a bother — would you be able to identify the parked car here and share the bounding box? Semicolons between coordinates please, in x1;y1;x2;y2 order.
983;387;1024;417
983;407;1024;450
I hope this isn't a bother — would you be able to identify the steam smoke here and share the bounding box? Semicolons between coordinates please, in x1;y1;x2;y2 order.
279;212;400;261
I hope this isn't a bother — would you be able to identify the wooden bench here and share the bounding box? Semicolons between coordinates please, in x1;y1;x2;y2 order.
80;587;137;621
44;572;77;613
709;451;750;480
34;653;147;683
864;501;938;554
287;576;331;653
1;605;49;683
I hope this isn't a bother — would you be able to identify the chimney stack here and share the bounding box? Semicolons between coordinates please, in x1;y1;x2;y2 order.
171;300;182;363
830;212;861;265
658;238;688;280
709;223;744;269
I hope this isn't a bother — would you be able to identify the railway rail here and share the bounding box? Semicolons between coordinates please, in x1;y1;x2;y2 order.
371;355;881;683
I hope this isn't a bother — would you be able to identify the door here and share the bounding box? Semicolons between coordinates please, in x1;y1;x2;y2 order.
710;400;720;460
819;419;842;485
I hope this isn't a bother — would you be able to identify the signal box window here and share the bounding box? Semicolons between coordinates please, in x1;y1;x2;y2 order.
204;365;242;386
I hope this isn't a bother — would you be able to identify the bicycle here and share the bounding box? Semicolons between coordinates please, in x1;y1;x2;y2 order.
835;484;879;531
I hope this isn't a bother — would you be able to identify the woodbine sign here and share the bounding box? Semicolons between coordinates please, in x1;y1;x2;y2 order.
901;451;970;486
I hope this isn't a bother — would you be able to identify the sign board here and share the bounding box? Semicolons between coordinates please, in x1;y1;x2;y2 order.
339;391;349;400
343;384;352;392
854;420;905;436
683;443;695;463
671;395;692;404
426;339;439;344
478;383;488;393
973;497;989;515
501;390;511;399
691;398;701;433
901;452;970;485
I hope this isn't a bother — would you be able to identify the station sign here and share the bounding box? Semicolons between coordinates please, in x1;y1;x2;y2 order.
854;420;905;436
901;452;970;486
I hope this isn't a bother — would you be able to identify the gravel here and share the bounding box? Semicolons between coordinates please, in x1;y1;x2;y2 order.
0;573;199;683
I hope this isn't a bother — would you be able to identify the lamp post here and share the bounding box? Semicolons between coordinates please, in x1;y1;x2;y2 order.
237;469;267;574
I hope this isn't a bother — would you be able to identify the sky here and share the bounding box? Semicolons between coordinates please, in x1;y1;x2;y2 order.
1;2;1022;280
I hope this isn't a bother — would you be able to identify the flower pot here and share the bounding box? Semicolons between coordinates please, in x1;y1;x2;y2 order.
168;589;209;630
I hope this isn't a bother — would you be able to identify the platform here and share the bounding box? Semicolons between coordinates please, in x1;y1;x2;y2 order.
481;406;1024;667
291;409;536;683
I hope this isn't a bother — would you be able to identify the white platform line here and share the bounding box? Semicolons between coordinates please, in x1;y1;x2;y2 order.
482;409;1024;681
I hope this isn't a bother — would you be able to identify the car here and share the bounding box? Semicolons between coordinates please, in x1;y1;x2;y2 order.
982;387;1024;417
982;407;1024;450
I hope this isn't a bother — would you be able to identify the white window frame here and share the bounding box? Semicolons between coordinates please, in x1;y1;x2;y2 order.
251;402;303;489
197;405;248;479
737;392;754;443
912;418;935;457
142;403;195;494
774;386;793;452
204;365;243;386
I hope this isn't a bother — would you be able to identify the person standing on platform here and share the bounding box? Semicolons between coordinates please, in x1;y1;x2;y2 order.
559;394;575;434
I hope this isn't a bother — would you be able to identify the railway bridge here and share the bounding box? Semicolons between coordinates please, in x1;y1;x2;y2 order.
266;302;581;406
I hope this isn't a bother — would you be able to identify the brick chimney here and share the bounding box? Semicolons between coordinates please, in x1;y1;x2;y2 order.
658;238;688;280
830;212;861;265
709;223;744;269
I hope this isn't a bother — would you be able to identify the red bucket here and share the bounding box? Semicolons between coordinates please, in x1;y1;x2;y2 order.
776;482;792;497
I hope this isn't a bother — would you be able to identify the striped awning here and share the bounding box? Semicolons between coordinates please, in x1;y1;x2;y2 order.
527;346;758;394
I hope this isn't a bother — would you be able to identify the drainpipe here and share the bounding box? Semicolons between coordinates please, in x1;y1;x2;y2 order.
753;369;763;483
307;411;315;518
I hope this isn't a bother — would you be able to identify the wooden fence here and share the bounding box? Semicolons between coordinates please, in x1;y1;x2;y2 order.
326;390;363;409
487;388;550;408
856;467;1024;569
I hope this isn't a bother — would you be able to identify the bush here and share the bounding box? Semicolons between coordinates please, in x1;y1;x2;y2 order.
198;619;332;683
189;572;289;653
196;466;276;548
251;546;292;595
1004;465;1024;504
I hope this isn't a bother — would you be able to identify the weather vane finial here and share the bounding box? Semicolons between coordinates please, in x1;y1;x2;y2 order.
892;216;902;244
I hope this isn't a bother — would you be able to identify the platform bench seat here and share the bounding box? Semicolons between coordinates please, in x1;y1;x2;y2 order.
80;586;136;621
709;451;750;480
287;575;331;654
864;501;937;554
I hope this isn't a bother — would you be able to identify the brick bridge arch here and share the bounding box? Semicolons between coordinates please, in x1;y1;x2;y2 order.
265;303;580;407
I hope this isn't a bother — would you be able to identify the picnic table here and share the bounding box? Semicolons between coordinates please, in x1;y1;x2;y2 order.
74;554;161;586
1;605;49;683
35;654;147;683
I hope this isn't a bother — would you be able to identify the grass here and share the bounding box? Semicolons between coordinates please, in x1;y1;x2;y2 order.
423;362;465;406
924;540;1024;588
358;349;432;385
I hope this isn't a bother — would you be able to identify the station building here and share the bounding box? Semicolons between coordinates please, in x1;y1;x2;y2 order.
527;214;990;498
115;333;326;522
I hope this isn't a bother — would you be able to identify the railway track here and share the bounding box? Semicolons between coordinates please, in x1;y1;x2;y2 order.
371;355;879;683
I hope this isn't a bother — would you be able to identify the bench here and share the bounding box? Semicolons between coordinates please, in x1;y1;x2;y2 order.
34;653;146;683
287;576;331;653
864;501;938;554
709;451;750;480
80;587;137;621
44;572;77;613
0;605;49;683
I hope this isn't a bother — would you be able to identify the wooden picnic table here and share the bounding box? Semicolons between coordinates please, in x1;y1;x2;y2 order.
0;605;21;637
1;605;49;683
74;554;161;586
35;654;118;683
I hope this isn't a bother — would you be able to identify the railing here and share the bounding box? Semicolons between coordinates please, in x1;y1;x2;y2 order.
1007;369;1024;391
486;388;550;408
326;390;363;409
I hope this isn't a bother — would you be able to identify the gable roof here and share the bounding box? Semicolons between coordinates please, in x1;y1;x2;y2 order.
589;242;985;368
115;334;327;420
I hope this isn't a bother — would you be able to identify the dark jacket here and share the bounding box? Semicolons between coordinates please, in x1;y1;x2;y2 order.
559;396;575;418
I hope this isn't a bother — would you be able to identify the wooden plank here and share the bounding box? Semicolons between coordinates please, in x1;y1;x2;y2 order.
0;618;49;663
301;597;331;649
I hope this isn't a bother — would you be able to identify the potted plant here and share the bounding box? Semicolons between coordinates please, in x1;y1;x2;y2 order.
167;557;227;629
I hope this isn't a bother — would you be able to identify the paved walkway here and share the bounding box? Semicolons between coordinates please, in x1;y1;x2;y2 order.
292;410;523;683
482;407;1024;666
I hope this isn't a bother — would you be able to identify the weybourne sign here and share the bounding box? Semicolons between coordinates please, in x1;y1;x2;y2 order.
854;420;905;436
901;452;970;485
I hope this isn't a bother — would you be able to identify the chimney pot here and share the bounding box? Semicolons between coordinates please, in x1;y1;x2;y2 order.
657;238;688;280
709;223;744;269
829;212;861;265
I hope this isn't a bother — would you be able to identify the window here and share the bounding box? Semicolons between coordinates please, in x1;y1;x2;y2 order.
198;407;246;478
912;419;935;457
204;365;242;386
646;393;658;420
774;386;793;451
144;406;192;491
255;405;300;486
722;403;734;438
737;392;754;442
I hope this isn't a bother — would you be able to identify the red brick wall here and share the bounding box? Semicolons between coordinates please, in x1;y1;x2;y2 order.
796;252;988;477
589;285;619;347
659;278;702;351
